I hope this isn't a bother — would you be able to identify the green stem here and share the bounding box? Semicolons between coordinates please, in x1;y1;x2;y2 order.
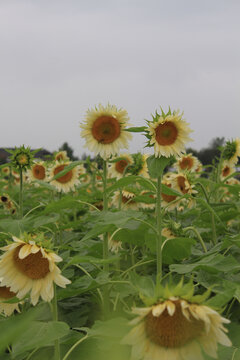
156;173;163;297
196;182;217;245
19;167;23;219
62;334;89;360
102;159;110;315
184;227;207;253
52;285;60;360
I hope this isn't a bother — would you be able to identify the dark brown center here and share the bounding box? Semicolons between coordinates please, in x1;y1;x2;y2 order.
33;165;46;180
0;286;16;299
92;116;121;144
115;159;129;174
155;121;178;146
177;176;188;194
53;164;73;184
145;301;204;348
161;184;177;203
13;245;50;279
222;166;230;177
179;157;194;170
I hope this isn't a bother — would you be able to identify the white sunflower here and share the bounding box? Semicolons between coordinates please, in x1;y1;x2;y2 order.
108;154;133;179
174;153;199;173
147;111;192;158
54;151;69;162
48;161;80;193
220;160;235;181
80;103;132;160
223;138;240;165
122;298;231;360
0;237;71;306
111;190;139;210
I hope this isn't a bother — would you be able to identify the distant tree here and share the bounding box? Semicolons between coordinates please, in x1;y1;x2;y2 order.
186;137;225;165
59;142;78;161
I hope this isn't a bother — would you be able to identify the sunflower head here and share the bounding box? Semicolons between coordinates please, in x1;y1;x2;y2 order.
123;279;232;360
9;145;35;171
223;138;240;164
80;103;132;160
144;108;193;158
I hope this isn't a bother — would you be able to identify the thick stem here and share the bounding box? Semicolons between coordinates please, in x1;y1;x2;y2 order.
52;284;60;360
19;167;23;219
102;160;110;315
156;173;163;297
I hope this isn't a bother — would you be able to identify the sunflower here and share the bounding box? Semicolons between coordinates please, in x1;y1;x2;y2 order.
80;103;132;159
174;153;199;173
122;280;232;360
171;173;197;196
123;298;231;360
161;179;180;211
1;166;10;176
0;280;21;316
220;160;235;181
27;161;47;182
48;161;80;193
108;154;133;179
0;237;71;305
54;151;69;162
146;110;192;158
111;190;139;210
223;138;240;165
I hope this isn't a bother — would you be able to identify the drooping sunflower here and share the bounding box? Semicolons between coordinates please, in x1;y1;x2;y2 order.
80;104;132;159
146;110;192;158
122;282;231;360
130;153;150;178
48;161;80;193
108;154;133;179
174;153;199;173
223;138;240;165
0;237;71;305
27;161;47;182
0;280;21;316
111;189;139;210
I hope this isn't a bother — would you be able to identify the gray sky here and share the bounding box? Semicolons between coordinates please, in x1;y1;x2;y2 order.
1;0;240;158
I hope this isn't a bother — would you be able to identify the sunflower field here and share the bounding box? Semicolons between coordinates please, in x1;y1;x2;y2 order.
0;105;240;360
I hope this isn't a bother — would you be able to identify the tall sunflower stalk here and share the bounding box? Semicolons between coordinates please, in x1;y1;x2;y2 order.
144;108;192;295
80;103;132;315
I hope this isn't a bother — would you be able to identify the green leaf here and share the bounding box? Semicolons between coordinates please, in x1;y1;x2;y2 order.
162;237;196;264
125;126;147;132
170;254;240;275
147;155;174;178
12;321;69;356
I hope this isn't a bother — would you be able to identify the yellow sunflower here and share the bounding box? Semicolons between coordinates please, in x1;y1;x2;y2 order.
27;161;47;182
147;111;192;158
108;154;133;179
174;153;199;173
0;237;71;306
0;280;21;316
161;227;176;239
48;161;80;193
80;104;132;159
1;166;10;176
123;298;231;360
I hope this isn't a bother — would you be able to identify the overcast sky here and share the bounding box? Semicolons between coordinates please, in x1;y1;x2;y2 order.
1;0;239;158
